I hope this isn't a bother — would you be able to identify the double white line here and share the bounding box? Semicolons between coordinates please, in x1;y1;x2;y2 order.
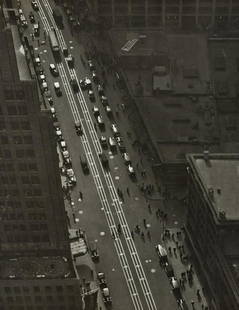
37;1;157;309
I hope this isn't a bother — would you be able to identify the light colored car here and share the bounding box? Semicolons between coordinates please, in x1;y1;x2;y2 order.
39;74;46;82
41;81;48;92
49;63;59;76
88;89;95;101
34;57;41;66
111;123;120;137
155;244;167;258
54;82;62;96
66;168;76;185
122;152;131;165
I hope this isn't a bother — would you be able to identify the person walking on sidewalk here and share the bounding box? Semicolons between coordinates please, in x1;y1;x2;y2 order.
126;187;130;197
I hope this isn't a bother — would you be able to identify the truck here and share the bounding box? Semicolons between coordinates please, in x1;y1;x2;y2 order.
53;7;63;28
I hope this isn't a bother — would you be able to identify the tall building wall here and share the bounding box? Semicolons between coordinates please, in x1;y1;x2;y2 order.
0;28;69;255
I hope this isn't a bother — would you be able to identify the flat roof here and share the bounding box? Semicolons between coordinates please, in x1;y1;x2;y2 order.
11;25;31;81
0;256;73;280
189;154;239;221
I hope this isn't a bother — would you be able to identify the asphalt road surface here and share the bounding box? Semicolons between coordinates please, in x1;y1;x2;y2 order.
20;1;180;309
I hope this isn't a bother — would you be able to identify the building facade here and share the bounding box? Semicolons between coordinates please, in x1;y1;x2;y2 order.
90;0;239;29
0;27;69;255
186;153;239;310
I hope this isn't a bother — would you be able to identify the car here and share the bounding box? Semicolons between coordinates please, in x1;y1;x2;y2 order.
54;82;62;97
50;107;57;120
101;95;108;107
36;66;44;76
29;12;35;23
70;78;79;92
31;0;39;11
19;14;28;27
97;115;105;131
80;154;89;175
66;54;74;68
97;84;104;96
108;137;117;153
99;152;109;170
97;272;106;287
66;168;76;186
122;152;131;165
155;243;168;265
105;105;113;119
79;78;92;90
55;127;62;141
164;262;174;278
74;121;83;136
116;136;126;153
92;71;99;83
127;164;136;179
88;90;95;102
88;60;95;71
34;57;41;66
111;123;120;137
18;8;23;16
47;97;54;106
101;285;112;306
49;63;59;77
63;47;68;57
33;23;39;36
92;106;100;118
100;136;108;149
41;81;48;92
39;74;46;83
59;140;67;150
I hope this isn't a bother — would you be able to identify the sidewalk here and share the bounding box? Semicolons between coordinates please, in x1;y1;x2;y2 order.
162;228;209;310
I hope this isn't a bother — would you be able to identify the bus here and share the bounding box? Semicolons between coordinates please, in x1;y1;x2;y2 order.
49;30;59;53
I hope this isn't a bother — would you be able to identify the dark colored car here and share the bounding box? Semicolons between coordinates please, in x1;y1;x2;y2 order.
70;78;79;92
80;154;89;175
74;121;83;136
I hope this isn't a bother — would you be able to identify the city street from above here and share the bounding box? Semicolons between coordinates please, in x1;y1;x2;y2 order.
0;0;238;310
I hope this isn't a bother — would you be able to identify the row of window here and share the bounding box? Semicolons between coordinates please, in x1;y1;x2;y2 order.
0;200;44;210
0;149;35;159
3;88;25;101
4;223;48;232
3;285;75;294
0;175;40;185
0;135;33;145
0;118;31;130
2;295;75;303
0;187;42;198
5;233;49;243
0;306;79;310
0;162;38;172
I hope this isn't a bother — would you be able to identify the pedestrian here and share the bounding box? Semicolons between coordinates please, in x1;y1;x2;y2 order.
79;191;83;201
126;187;130;196
172;233;175;241
141;232;145;241
131;230;134;240
168;247;172;255
173;247;177;256
148;204;151;213
147;230;151;241
191;300;195;309
37;39;40;46
143;218;147;228
94;122;97;131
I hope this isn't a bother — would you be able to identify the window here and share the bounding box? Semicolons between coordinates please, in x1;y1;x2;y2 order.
21;121;30;130
4;287;11;294
31;175;40;184
13;136;23;144
18;106;27;115
21;175;30;184
1;136;8;144
6;163;14;171
7;105;17;115
14;287;21;294
28;163;38;171
26;149;35;158
16;149;24;158
9;175;16;184
3;149;11;158
23;136;33;144
56;286;63;293
4;89;14;100
35;295;42;302
18;163;27;171
10;121;20;130
0;119;5;130
15;89;25;100
34;286;40;293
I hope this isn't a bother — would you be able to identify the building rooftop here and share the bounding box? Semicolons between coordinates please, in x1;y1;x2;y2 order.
11;25;31;81
0;256;73;280
189;153;239;221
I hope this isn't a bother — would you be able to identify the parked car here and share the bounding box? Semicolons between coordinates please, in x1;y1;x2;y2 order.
164;262;174;278
101;95;108;107
34;57;41;66
49;63;59;77
92;106;100;118
41;81;48;92
122;152;131;165
127;164;136;180
54;82;62;96
116;136;126;153
105;105;113;119
155;243;168;266
66;54;74;68
80;78;92;90
66;168;76;186
97;84;104;96
20;14;28;27
88;90;95;102
108;137;117;154
29;12;35;23
92;71;99;84
88;59;95;71
111;123;120;137
33;23;39;36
